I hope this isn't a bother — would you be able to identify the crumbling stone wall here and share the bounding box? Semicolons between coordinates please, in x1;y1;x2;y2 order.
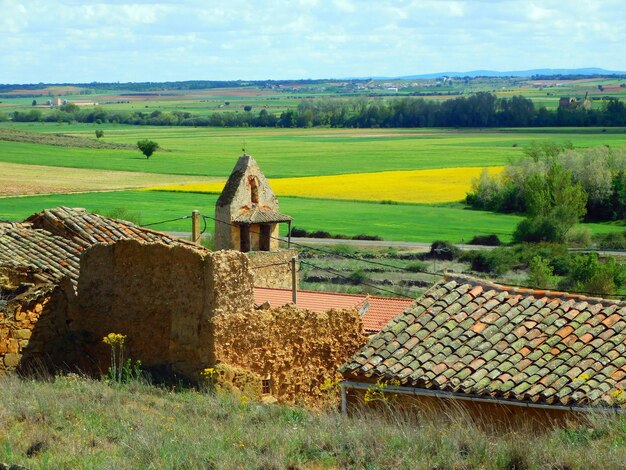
212;305;367;405
248;250;298;289
76;240;253;378
0;280;74;374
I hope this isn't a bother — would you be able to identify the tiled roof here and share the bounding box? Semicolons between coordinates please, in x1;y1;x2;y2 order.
1;206;202;286
341;274;626;409
0;227;82;284
25;206;197;249
254;287;412;333
233;208;292;224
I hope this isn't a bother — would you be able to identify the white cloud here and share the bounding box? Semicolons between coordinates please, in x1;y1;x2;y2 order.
1;0;625;82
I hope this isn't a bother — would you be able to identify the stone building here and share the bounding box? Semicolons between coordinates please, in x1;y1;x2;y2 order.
214;154;292;253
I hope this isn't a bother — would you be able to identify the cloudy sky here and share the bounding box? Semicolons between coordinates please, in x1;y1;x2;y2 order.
2;0;625;84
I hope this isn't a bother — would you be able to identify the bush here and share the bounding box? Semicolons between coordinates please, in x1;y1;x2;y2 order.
595;232;626;250
351;234;383;241
289;227;308;237
559;254;626;296
468;234;501;246
526;255;557;289
406;261;428;272
347;269;369;285
566;226;592;248
428;240;460;260
466;248;517;275
513;216;560;243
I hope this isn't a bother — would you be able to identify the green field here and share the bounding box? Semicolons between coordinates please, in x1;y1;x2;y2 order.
3;190;625;243
2;123;626;178
2;123;626;243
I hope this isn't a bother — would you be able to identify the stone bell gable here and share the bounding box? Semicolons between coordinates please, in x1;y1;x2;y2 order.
214;154;292;252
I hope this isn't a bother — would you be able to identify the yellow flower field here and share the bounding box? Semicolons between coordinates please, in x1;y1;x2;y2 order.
148;166;503;204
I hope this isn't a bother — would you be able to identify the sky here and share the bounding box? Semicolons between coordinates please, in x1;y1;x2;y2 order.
2;0;626;84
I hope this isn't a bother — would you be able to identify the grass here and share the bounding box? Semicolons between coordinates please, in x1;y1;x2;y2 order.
0;374;624;469
2;123;626;179
1;190;624;243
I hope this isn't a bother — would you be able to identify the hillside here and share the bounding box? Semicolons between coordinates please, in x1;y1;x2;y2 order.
0;375;624;469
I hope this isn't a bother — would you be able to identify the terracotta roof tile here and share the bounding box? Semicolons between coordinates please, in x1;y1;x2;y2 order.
341;274;626;409
253;287;412;333
1;206;201;286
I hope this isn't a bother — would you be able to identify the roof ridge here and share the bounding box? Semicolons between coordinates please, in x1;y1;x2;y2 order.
443;272;626;307
253;286;412;302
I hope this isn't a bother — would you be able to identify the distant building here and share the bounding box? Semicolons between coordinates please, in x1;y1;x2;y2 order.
558;92;592;111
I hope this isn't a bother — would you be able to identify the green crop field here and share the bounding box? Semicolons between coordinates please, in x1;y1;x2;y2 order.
3;190;625;243
2;123;626;178
1;122;626;243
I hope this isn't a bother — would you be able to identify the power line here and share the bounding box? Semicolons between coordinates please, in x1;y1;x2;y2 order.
143;215;191;227
202;213;439;276
300;260;417;299
194;213;626;301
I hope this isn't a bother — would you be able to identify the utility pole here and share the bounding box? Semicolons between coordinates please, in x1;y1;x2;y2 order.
192;210;201;245
291;256;298;304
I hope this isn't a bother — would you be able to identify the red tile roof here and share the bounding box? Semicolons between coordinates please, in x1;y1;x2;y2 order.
341;274;626;409
1;206;202;286
254;287;413;333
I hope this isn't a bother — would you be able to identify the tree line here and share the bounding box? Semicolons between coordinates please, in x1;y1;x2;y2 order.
467;143;626;241
5;93;626;128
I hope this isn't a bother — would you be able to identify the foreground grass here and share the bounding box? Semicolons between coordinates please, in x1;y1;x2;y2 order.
0;375;624;469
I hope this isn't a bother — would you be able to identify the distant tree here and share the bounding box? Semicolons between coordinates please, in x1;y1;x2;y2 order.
137;139;159;159
243;105;252;112
95;129;104;139
514;162;587;243
61;103;80;113
32;99;37;106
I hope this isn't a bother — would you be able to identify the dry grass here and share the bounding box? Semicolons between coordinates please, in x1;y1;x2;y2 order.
0;375;624;469
0;162;219;196
149;166;504;204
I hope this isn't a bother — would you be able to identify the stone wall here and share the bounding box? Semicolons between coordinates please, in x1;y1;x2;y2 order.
248;249;298;289
75;240;253;378
212;305;367;405
0;280;74;374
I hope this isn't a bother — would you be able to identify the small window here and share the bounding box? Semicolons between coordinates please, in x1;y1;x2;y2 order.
262;378;271;394
250;176;259;205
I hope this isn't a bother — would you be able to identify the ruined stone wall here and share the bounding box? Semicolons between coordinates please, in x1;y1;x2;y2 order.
248;250;298;289
212;305;367;405
76;240;253;378
0;281;74;374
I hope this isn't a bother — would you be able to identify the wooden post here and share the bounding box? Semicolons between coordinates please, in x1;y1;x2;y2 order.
291;256;298;304
192;210;201;245
287;221;292;248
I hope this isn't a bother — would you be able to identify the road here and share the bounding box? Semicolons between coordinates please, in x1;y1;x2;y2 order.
165;232;626;256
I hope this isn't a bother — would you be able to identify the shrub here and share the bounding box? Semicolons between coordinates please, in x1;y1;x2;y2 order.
406;261;428;272
428;240;460;260
513;216;559;243
526;256;556;289
289;227;308;237
468;234;501;246
351;234;383;241
595;232;626;250
566;226;592;248
347;269;369;285
559;254;626;296
466;248;517;275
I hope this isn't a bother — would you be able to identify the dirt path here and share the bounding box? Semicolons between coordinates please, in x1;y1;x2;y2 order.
0;162;222;197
